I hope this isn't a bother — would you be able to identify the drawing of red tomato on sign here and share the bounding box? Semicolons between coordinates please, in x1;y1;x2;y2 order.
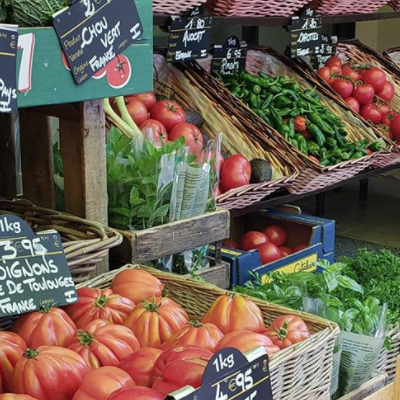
106;55;132;89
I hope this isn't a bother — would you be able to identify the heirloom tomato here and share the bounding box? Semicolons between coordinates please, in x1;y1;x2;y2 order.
364;67;387;92
111;269;164;304
72;366;135;400
331;79;354;99
127;92;157;111
161;321;223;352
344;97;360;113
239;231;268;251
64;287;135;329
325;56;342;68
169;123;204;156
139;120;168;147
0;396;38;400
353;83;375;105
262;225;287;246
202;294;264;334
124;297;189;348
67;319;140;369
317;67;333;85
150;100;186;132
381;111;398;127
0;332;26;392
214;330;280;355
220;155;251;192
11;346;90;400
126;99;148;125
119;347;163;387
391;115;400;138
376;81;395;103
108;387;163;400
12;306;76;347
360;103;383;124
342;64;362;82
152;346;212;396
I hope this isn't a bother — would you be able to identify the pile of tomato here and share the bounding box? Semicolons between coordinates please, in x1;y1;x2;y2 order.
0;268;312;400
317;56;400;144
223;225;308;264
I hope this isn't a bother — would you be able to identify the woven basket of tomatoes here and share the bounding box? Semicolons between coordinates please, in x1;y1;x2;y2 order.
196;47;384;194
309;39;400;169
153;53;303;209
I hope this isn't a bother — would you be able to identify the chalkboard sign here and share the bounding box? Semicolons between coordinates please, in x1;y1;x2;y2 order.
0;215;78;317
0;24;18;113
166;7;212;63
211;36;247;77
53;0;143;85
166;347;273;400
288;6;322;59
311;34;338;69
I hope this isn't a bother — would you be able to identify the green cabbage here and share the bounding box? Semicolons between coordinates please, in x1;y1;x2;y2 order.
7;0;70;27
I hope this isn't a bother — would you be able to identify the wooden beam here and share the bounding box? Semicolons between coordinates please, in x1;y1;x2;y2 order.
29;104;80;122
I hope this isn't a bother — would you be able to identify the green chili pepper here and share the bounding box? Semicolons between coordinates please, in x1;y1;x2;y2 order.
351;151;363;159
273;94;293;106
300;93;323;108
334;126;346;148
296;134;308;155
283;82;301;92
262;94;274;109
290;108;301;117
282;88;299;101
320;159;330;166
271;107;291;138
289;118;295;138
326;137;337;148
341;152;350;160
369;141;383;152
307;141;320;156
277;107;293;118
254;109;272;125
308;113;335;136
290;138;299;149
249;93;258;108
268;85;282;95
307;123;326;147
327;148;342;158
253;85;261;94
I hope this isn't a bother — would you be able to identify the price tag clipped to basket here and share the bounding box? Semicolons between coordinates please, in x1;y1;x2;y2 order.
288;6;322;59
0;24;18;113
165;347;273;400
211;36;248;77
311;34;338;69
167;6;212;63
0;215;78;317
53;0;143;85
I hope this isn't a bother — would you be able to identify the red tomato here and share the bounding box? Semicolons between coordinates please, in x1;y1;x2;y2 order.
150;100;186;132
126;99;148;126
342;64;362;82
344;97;360;113
269;315;312;349
106;55;132;89
12;346;90;400
317;67;333;85
330;65;342;75
67;319;140;369
293;243;308;252
119;348;163;387
381;111;398;127
108;387;163;400
214;330;280;355
279;246;293;257
331;79;354;99
240;231;269;251
12;306;76;348
262;225;287;246
353;83;375;105
360;103;383;124
375;103;390;115
222;239;239;249
202;294;264;334
72;367;135;400
139;120;168;147
257;242;282;264
396;140;400;146
382;127;394;140
391;115;400;138
220;155;251;192
124;297;189;348
376;81;395;103
111;269;164;304
152;346;212;396
127;93;157;112
161;321;223;352
0;332;26;392
64;287;135;329
0;396;38;400
364;67;387;92
169;123;204;156
325;56;342;68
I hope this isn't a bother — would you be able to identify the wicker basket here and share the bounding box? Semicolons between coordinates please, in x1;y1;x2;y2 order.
153;0;208;15
389;1;400;10
312;0;390;14
153;54;303;210
0;199;122;284
78;264;340;400
376;324;400;383
206;0;312;17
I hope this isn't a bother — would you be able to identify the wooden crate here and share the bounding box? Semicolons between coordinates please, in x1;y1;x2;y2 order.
110;209;230;265
338;371;388;400
184;259;231;289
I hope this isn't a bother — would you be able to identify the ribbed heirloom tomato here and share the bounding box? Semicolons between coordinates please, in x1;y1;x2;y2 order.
220;155;251;192
202;294;264;334
111;269;164;304
161;321;223;352
108;387;164;400
119;347;163;387
12;306;76;347
11;346;90;400
0;332;26;392
72;367;135;400
124;297;189;348
64;287;136;329
67;319;140;369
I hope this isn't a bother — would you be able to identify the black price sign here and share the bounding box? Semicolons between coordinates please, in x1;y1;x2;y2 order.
311;34;338;69
0;215;78;317
167;7;212;63
211;36;247;77
289;6;322;59
0;25;18;113
53;0;143;85
167;347;273;400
